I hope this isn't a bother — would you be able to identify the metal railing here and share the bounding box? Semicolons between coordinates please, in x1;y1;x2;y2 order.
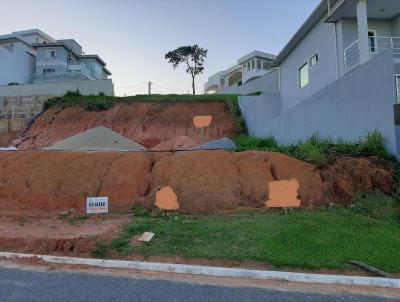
344;36;400;71
343;40;360;70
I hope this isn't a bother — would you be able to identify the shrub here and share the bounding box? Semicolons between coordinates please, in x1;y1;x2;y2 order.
65;90;81;97
234;131;391;164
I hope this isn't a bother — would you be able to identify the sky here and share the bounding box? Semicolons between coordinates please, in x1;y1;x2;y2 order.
0;0;320;96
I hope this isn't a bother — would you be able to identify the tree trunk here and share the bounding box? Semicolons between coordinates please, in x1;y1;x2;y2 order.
192;76;196;95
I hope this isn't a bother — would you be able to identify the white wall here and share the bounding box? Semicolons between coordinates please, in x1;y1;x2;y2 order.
279;18;339;112
0;43;35;85
0;79;114;97
240;51;398;156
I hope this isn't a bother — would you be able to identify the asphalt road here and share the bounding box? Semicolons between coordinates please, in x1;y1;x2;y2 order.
0;266;398;302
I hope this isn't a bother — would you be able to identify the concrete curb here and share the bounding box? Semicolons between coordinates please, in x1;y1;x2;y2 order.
0;251;399;289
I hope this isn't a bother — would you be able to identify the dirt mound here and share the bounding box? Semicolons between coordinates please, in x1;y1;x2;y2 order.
321;156;396;204
141;151;324;213
15;101;236;150
0;151;394;215
45;126;147;151
0;151;151;216
151;135;198;151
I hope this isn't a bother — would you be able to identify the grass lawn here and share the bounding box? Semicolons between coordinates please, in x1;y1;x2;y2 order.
106;200;400;273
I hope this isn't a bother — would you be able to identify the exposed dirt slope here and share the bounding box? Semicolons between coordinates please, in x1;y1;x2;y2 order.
15;102;236;149
0;151;394;216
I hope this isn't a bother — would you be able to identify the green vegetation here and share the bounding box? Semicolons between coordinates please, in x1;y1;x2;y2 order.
234;131;393;164
353;192;399;224
43;93;247;135
101;205;400;272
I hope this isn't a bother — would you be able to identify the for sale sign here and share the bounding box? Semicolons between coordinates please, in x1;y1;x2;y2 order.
86;197;109;214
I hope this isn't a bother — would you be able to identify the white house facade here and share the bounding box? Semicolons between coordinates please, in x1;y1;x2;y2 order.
236;0;400;157
0;29;113;96
204;51;276;93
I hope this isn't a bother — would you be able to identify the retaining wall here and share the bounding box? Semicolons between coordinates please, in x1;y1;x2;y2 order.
0;79;114;97
239;51;398;156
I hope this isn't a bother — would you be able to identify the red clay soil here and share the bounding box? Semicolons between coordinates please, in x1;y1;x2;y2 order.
14;102;236;150
0;215;128;256
0;150;394;216
151;135;198;151
320;155;395;204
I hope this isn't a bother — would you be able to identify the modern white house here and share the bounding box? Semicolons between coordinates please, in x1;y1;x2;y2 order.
204;51;275;93
0;29;113;96
236;0;400;157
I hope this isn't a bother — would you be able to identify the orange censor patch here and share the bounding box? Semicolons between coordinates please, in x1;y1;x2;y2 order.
155;186;179;210
265;179;301;208
193;115;212;128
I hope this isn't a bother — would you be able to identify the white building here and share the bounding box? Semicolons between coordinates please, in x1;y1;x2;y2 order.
238;0;400;158
204;51;275;93
0;29;113;96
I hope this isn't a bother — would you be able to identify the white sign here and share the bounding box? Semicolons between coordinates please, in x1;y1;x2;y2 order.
86;197;109;214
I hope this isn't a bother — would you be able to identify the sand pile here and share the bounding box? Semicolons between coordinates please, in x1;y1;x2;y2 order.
0;151;394;216
45;126;147;151
15;101;236;149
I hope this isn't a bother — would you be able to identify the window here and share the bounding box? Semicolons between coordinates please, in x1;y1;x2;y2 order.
309;53;319;67
368;30;377;54
262;60;271;70
299;62;309;88
257;59;262;69
46;49;56;58
43;68;55;74
251;60;255;69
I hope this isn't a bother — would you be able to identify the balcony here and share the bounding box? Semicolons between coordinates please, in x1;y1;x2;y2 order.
344;36;400;71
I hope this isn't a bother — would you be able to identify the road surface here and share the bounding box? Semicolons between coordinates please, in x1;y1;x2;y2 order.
0;266;398;302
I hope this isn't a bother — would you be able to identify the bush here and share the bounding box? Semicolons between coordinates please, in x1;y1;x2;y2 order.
65;90;82;97
234;131;391;164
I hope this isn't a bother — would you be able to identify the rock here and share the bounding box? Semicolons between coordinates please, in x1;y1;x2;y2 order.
59;208;77;216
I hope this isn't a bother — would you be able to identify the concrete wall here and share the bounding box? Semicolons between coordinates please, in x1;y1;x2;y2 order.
0;43;35;85
239;51;398;156
0;79;114;97
279;18;339;112
0;95;48;119
217;69;279;95
238;92;281;137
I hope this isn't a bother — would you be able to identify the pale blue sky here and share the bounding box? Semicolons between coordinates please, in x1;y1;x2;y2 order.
0;0;320;95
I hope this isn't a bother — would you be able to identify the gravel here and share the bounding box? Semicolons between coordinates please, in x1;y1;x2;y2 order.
189;137;236;150
44;126;147;151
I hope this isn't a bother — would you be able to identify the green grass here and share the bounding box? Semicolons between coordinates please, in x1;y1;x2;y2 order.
43;92;247;135
104;205;400;272
234;131;393;164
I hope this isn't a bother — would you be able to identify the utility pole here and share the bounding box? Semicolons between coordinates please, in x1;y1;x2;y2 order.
148;81;152;95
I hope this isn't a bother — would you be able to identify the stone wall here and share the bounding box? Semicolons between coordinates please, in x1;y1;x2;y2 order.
0;95;49;119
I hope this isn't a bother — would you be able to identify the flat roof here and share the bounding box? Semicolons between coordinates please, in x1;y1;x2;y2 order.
237;51;276;64
12;29;56;43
